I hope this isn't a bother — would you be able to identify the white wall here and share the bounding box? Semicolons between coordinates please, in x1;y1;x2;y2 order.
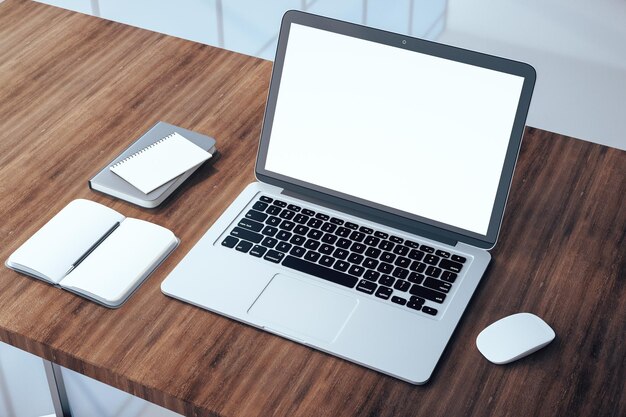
0;342;54;417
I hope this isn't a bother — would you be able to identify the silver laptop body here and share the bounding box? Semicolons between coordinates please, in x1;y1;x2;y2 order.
162;11;535;384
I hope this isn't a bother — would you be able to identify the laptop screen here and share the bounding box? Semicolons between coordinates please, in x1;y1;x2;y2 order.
257;14;535;248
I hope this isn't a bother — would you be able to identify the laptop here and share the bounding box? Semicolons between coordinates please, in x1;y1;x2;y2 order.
161;10;535;384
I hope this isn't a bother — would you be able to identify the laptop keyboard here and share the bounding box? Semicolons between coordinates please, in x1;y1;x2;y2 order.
220;195;467;317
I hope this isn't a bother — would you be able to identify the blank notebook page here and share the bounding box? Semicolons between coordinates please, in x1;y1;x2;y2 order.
59;218;177;305
110;132;211;194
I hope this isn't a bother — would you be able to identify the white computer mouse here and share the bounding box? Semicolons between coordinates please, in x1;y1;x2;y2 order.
476;312;555;364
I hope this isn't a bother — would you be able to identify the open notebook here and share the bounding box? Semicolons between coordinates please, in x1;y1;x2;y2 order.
6;199;179;307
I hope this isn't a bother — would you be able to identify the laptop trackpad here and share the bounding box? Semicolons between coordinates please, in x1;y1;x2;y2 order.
248;274;359;344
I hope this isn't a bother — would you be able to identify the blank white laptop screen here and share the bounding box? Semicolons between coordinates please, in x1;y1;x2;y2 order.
265;24;525;236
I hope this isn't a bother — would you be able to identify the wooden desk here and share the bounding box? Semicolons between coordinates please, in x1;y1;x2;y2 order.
1;1;624;416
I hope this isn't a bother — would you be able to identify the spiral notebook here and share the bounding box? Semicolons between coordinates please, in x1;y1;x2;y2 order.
110;132;212;194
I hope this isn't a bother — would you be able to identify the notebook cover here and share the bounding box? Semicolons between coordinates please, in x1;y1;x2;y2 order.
89;122;216;208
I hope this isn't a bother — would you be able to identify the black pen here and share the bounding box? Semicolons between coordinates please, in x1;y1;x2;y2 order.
64;221;121;276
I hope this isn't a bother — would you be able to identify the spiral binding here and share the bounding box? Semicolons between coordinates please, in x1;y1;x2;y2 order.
111;133;176;169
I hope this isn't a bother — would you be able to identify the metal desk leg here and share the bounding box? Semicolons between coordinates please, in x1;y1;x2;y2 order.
43;360;71;417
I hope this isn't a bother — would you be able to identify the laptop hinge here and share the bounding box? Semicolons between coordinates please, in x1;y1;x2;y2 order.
281;189;459;247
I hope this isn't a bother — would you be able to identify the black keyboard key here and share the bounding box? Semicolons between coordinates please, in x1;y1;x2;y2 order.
410;295;426;305
266;216;281;226
276;230;292;241
375;286;393;300
348;264;365;277
350;243;366;254
356;279;377;294
333;248;349;260
321;223;337;233
359;226;373;234
279;210;295;220
330;217;344;225
279;220;295;231
379;241;395;251
392;267;409;279
230;227;263;243
409;285;446;303
261;226;278;237
259;196;273;203
319;243;334;255
249;245;267;257
272;200;287;208
374;231;388;239
410;261;426;273
408;272;425;285
304;239;320;251
275;242;292;253
347;253;364;265
363;258;379;269
307;229;323;240
333;260;350;272
379;275;395;286
393;245;409;256
451;254;467;263
408;249;425;261
252;201;268;211
264;250;284;263
261;237;278;248
304;251;320;262
391;296;407;306
420;244;434;253
365;247;381;258
307;218;323;229
319;255;335;267
435;250;450;258
287;204;301;212
441;271;458;283
289;246;305;257
235;240;253;253
345;222;358;230
380;252;396;263
335;227;351;237
350;231;365;242
238;218;264;232
321;233;338;244
390;235;403;244
394;256;411;268
424;277;452;293
222;236;238;248
266;205;281;216
302;209;315;216
407;300;422;311
336;238;351;249
364;236;380;247
290;235;306;246
394;279;411;292
363;270;380;282
294;214;309;224
283;255;359;289
246;209;268;222
404;240;419;248
315;213;330;221
439;258;464;273
424;254;440;265
425;265;442;278
293;225;309;235
377;262;394;274
422;306;438;316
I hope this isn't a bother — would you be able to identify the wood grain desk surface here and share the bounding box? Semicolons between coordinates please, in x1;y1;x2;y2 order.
0;1;624;416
